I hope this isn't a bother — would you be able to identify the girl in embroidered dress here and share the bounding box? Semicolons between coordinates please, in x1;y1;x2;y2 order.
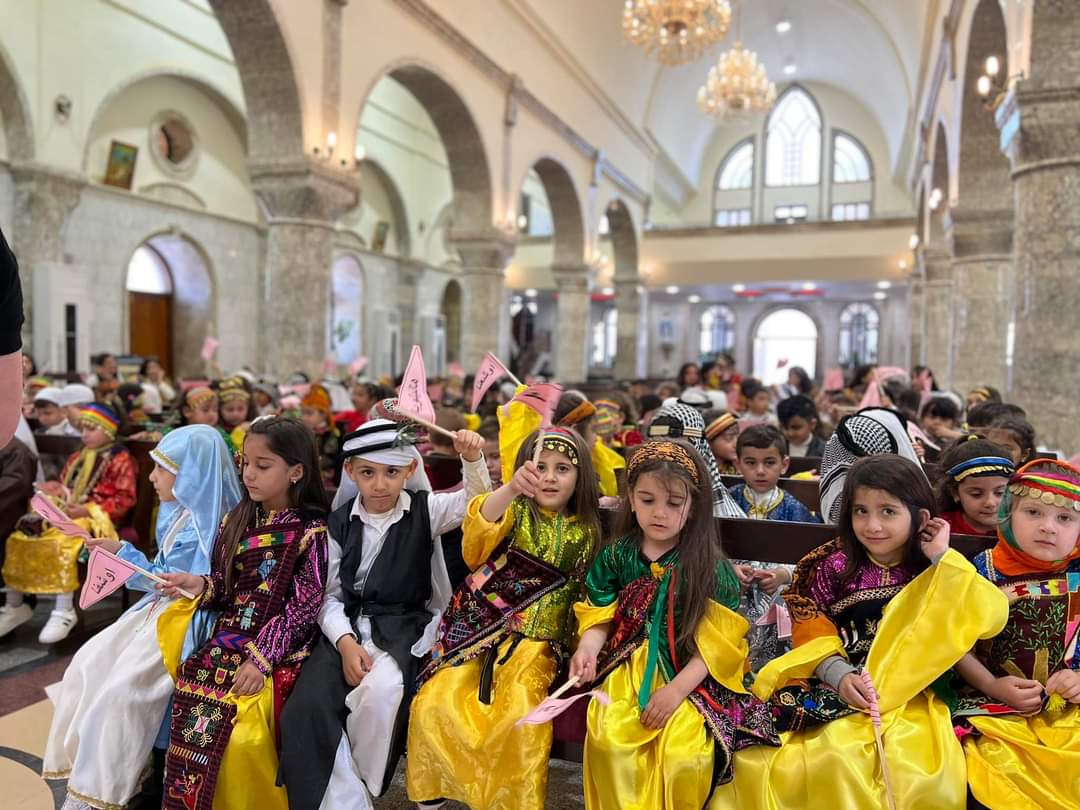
155;416;330;810
935;437;1015;536
406;427;601;810
42;425;241;810
571;439;777;810
709;455;1009;810
0;403;137;644
949;459;1080;808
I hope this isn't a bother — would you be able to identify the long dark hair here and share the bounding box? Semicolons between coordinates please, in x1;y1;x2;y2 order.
514;428;602;552
213;416;330;597
837;455;935;584
613;440;727;662
934;437;1011;514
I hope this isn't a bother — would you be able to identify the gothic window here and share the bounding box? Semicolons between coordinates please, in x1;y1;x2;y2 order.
700;305;736;357
833;133;872;183
765;88;822;187
838;302;880;367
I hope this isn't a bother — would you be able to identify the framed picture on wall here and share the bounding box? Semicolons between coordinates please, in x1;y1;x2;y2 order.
104;140;138;190
372;220;390;253
657;317;675;342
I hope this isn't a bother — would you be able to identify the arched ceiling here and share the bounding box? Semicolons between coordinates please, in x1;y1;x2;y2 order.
520;0;931;185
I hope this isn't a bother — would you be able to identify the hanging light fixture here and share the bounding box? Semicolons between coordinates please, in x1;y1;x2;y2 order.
696;2;775;118
622;0;732;66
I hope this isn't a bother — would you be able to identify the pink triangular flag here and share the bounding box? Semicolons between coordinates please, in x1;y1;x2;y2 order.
323;354;339;376
399;345;435;423
859;380;883;409
823;368;845;391
79;547;140;609
447;361;465;379
755;601;792;640
516;689;610;726
472;352;511;411
31;493;91;542
200;336;219;361
349;356;368;376
513;382;563;425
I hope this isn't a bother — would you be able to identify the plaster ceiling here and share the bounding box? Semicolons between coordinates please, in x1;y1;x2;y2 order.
519;0;932;186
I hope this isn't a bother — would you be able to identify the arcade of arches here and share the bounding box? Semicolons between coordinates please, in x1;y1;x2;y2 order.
2;0;1079;452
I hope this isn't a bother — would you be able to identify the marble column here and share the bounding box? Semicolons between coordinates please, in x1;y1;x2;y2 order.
908;276;925;367
921;247;955;389
551;264;591;384
613;278;642;381
250;159;357;380
11;167;85;352
946;208;1012;396
996;8;1080;450
451;231;516;370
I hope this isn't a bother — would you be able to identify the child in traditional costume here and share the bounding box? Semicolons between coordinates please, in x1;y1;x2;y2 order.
555;390;625;498
949;459;1080;808
217;375;256;450
935;438;1015;536
155;416;330;810
406;428;601;810
571;439;778;810
300;383;341;489
0;404;136;643
278;418;489;809
709;455;1009;810
704;409;739;475
42;425;241;809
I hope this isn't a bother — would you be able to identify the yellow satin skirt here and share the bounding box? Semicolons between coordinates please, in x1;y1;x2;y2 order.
2;506;114;594
584;642;714;810
406;636;557;810
158;598;288;810
707;690;966;810
964;704;1080;809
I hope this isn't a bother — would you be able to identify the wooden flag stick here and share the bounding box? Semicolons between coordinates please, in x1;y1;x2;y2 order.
94;547;197;600
394;405;458;440
861;670;897;810
549;675;581;701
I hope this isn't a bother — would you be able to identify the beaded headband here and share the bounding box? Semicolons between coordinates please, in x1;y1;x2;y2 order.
536;428;580;466
968;387;993;402
1004;458;1080;513
704;413;738;440
79;403;120;438
217;378;251;403
627;440;700;485
186;386;217;409
946;456;1015;483
558;400;596;427
594;399;621;412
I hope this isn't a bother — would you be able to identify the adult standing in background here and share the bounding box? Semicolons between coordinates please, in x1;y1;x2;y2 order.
0;226;25;449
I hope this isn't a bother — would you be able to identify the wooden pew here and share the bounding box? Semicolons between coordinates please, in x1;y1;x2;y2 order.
786;455;821;475
720;474;822;515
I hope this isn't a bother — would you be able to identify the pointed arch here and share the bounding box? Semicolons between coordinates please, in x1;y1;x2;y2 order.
764;85;823;187
0;40;33;161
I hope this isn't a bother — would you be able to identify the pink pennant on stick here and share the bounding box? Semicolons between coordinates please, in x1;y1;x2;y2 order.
472;352;515;412
513;383;563;425
516;676;611;726
31;493;91;542
823;368;845;391
754;600;792;640
399;345;436;423
200;336;219;362
349;356;369;376
79;547;196;609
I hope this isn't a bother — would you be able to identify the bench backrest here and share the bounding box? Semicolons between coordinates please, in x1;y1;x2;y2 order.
720;474;821;514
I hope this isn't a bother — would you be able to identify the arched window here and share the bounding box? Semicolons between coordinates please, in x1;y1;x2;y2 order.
753;308;818;382
591;307;618;368
330;256;364;365
833;133;872;183
126;245;174;294
765;88;822;187
700;305;735;357
838;302;879;367
716;141;754;190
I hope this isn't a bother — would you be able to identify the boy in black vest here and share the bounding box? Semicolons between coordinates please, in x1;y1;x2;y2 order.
279;417;490;809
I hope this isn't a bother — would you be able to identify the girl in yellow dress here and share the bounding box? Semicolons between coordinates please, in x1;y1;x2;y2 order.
406;427;601;810
949;458;1080;808
569;439;778;810
708;455;1009;810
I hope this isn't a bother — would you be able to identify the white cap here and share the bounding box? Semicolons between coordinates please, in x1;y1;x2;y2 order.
57;383;95;408
33;386;63;406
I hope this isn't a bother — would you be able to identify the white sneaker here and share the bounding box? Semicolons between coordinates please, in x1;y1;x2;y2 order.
0;603;33;637
38;608;78;644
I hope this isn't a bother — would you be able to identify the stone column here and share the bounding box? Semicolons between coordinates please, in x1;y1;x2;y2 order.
921;247;955;388
551;264;591;384
450;230;516;370
946;208;1012;396
613;278;641;381
996;5;1080;449
250;159;357;380
11;167;85;352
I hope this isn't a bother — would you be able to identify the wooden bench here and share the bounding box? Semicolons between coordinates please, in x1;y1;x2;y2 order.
720;474;822;515
786;455;821;475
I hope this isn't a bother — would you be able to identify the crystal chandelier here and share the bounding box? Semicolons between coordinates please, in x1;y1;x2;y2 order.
697;40;777;118
622;0;732;66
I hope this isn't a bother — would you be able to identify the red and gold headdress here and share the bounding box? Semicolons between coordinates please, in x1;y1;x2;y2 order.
627;440;700;485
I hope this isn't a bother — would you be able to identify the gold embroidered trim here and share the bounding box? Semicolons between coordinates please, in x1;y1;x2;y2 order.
150;447;180;475
245;641;272;675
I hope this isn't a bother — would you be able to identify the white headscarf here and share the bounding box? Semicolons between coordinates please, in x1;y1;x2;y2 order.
331;418;432;510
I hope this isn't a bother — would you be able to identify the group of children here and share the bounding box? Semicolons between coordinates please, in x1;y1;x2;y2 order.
4;362;1076;810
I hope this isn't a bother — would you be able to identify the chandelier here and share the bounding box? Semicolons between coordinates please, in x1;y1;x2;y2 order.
622;0;732;65
696;41;777;118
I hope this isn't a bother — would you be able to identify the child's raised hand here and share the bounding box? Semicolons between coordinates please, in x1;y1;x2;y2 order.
35;481;65;498
452;429;485;463
510;461;541;499
84;536;122;554
569;647;599;686
231;659;266;696
837;672;872;709
754;567;791;595
988;675;1044;713
338;634;374;687
919;516;951;560
640;684;682;729
732;563;757;590
157;572;206;599
1046;670;1080;704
